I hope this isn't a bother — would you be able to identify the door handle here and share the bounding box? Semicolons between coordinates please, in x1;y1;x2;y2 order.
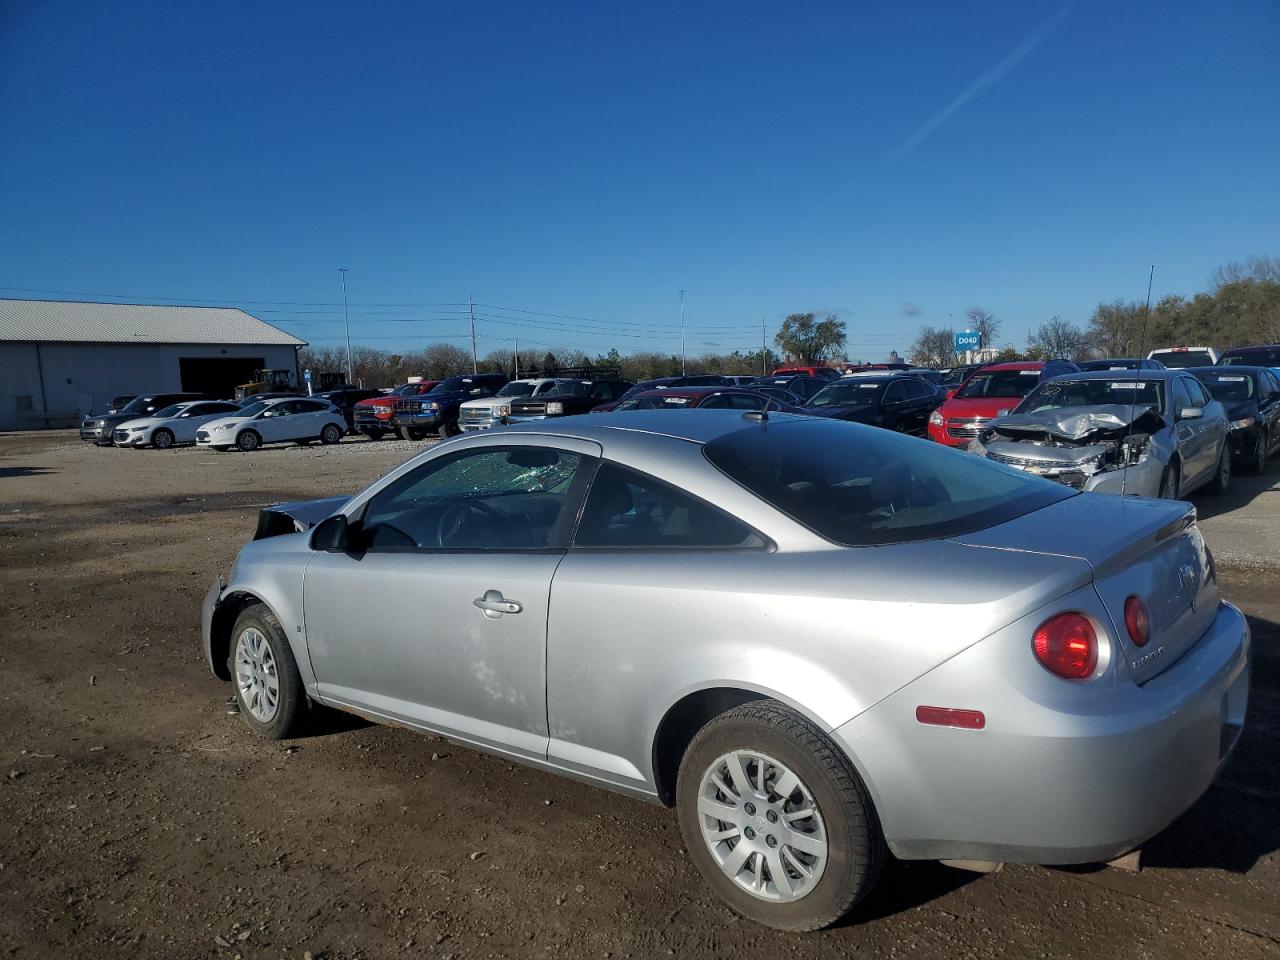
473;589;523;619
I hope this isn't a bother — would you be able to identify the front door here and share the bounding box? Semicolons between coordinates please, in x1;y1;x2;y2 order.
303;440;599;760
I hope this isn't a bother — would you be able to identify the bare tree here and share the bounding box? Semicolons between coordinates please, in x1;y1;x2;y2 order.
1028;317;1087;360
964;307;1001;351
907;325;958;367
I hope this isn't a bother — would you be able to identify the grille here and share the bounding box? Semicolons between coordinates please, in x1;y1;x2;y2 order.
113;430;129;442
946;417;990;439
510;402;547;417
195;430;210;442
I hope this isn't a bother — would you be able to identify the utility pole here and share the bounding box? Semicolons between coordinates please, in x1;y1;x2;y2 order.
514;335;520;379
468;293;478;374
1139;264;1155;356
338;268;352;385
678;289;686;376
761;317;767;376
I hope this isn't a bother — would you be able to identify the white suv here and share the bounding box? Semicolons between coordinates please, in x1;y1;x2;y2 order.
196;398;348;452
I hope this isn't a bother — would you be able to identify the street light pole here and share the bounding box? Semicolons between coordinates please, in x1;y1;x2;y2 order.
338;268;352;385
468;293;478;374
678;289;686;376
513;335;520;379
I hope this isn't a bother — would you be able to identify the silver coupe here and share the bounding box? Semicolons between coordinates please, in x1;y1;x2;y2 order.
201;410;1250;930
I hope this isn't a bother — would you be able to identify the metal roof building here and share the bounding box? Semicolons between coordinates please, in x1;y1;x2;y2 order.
0;299;307;431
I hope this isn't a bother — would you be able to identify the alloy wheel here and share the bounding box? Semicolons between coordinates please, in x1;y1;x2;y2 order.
153;429;174;449
697;750;828;903
234;627;280;722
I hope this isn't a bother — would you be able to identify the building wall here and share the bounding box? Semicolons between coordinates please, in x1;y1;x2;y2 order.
0;342;299;431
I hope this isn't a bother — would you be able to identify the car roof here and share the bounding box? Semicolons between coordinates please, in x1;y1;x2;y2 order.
1220;345;1280;355
1051;369;1178;381
500;408;809;446
976;361;1047;371
1193;365;1269;375
633;385;746;398
834;374;904;384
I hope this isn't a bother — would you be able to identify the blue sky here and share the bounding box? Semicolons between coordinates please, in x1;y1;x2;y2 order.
1;0;1276;361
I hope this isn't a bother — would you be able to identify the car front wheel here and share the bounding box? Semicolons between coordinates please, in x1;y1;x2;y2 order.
321;423;343;444
676;701;885;931
1210;445;1232;495
152;428;175;450
230;604;306;739
236;430;261;452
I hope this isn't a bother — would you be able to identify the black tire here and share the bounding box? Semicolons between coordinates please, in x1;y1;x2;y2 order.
676;700;886;932
1210;444;1232;495
397;425;425;441
228;603;307;740
236;430;261;452
320;423;343;445
152;428;175;450
439;419;460;438
1159;462;1180;499
1253;430;1268;474
364;429;385;441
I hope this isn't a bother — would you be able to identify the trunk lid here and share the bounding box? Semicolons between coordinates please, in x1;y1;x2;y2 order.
953;495;1217;684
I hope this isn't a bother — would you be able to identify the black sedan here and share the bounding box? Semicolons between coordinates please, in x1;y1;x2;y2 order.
802;374;942;435
1191;365;1280;472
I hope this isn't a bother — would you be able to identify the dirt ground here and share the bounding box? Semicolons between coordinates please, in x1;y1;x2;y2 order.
1;431;1277;960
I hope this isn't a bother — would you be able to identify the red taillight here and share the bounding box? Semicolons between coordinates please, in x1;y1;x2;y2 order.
1124;596;1149;648
915;706;986;730
1032;612;1098;680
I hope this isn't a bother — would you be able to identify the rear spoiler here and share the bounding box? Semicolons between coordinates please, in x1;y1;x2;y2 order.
253;496;350;540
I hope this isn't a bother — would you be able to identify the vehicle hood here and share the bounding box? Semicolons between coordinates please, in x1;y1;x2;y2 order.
356;396;397;409
939;396;1021;419
1224;400;1257;423
201;416;254;432
114;416;167;431
409;390;471;405
87;411;142;426
460;396;509;412
985;404;1165;442
253;495;351;540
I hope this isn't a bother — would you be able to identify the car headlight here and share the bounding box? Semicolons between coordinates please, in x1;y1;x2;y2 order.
494;404;510;417
929;409;944;426
129;426;146;432
97;419;108;428
421;401;439;412
215;423;234;432
546;401;564;415
1230;416;1257;430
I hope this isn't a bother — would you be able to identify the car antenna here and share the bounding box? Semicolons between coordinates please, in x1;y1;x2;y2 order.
743;398;773;422
1121;264;1156;501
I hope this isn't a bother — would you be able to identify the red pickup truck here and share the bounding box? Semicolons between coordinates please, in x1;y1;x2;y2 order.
352;381;440;439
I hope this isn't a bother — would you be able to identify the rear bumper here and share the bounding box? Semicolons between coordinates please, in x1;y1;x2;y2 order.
835;600;1250;864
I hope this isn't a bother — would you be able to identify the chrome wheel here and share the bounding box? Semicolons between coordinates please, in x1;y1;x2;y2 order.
697;750;828;903
234;627;280;722
153;429;174;449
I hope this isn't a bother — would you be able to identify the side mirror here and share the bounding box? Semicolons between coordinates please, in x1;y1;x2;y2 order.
470;388;483;395
311;514;352;553
1178;406;1203;421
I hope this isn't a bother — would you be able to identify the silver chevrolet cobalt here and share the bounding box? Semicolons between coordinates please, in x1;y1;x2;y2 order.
202;410;1250;930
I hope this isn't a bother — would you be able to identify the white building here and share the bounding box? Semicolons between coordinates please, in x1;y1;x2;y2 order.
0;299;305;431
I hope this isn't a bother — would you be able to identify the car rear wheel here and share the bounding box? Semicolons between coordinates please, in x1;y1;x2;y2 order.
1210;445;1232;495
398;425;426;441
236;430;261;452
676;701;885;931
152;428;175;450
321;423;343;444
364;429;385;441
440;419;460;438
230;604;306;739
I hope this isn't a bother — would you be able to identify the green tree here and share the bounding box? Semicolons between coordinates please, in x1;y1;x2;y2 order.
773;312;846;364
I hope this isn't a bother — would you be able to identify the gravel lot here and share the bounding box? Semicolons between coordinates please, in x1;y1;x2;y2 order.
1;431;1277;959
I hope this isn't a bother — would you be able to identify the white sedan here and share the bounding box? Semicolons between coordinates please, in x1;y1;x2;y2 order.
196;397;347;452
113;400;243;449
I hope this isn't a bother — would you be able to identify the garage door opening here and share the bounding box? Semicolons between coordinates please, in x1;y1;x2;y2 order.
179;357;265;398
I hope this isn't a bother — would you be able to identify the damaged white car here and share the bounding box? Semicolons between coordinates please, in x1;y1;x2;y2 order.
969;371;1232;499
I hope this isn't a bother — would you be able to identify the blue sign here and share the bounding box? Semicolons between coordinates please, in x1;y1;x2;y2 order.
954;330;982;352
303;368;312;382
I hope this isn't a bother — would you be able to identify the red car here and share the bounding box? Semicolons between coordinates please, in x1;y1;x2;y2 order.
927;359;1080;448
352;381;441;439
770;364;842;379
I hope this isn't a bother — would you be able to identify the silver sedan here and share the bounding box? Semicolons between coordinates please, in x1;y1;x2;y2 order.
201;410;1249;930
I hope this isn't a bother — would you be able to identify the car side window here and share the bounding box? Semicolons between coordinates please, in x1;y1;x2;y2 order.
883;382;908;404
574;461;766;550
1173;379;1196;414
726;393;765;410
298;400;327;413
1185;378;1211;408
359;446;591;552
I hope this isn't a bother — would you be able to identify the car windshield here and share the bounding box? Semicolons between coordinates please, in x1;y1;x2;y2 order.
1221;349;1280;367
1197;373;1255;403
432;377;483;392
494;382;537;398
955;369;1042;399
704;419;1072;546
808;382;887;408
392;383;424;396
1018;378;1164;413
1079;359;1142;371
542;381;591;398
151;403;187;418
238;401;269;417
1152;350;1215;368
119;396;157;414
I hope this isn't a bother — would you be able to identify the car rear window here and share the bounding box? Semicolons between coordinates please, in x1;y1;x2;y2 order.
1221;348;1280;368
703;419;1072;546
955;369;1042;399
1151;350;1216;368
